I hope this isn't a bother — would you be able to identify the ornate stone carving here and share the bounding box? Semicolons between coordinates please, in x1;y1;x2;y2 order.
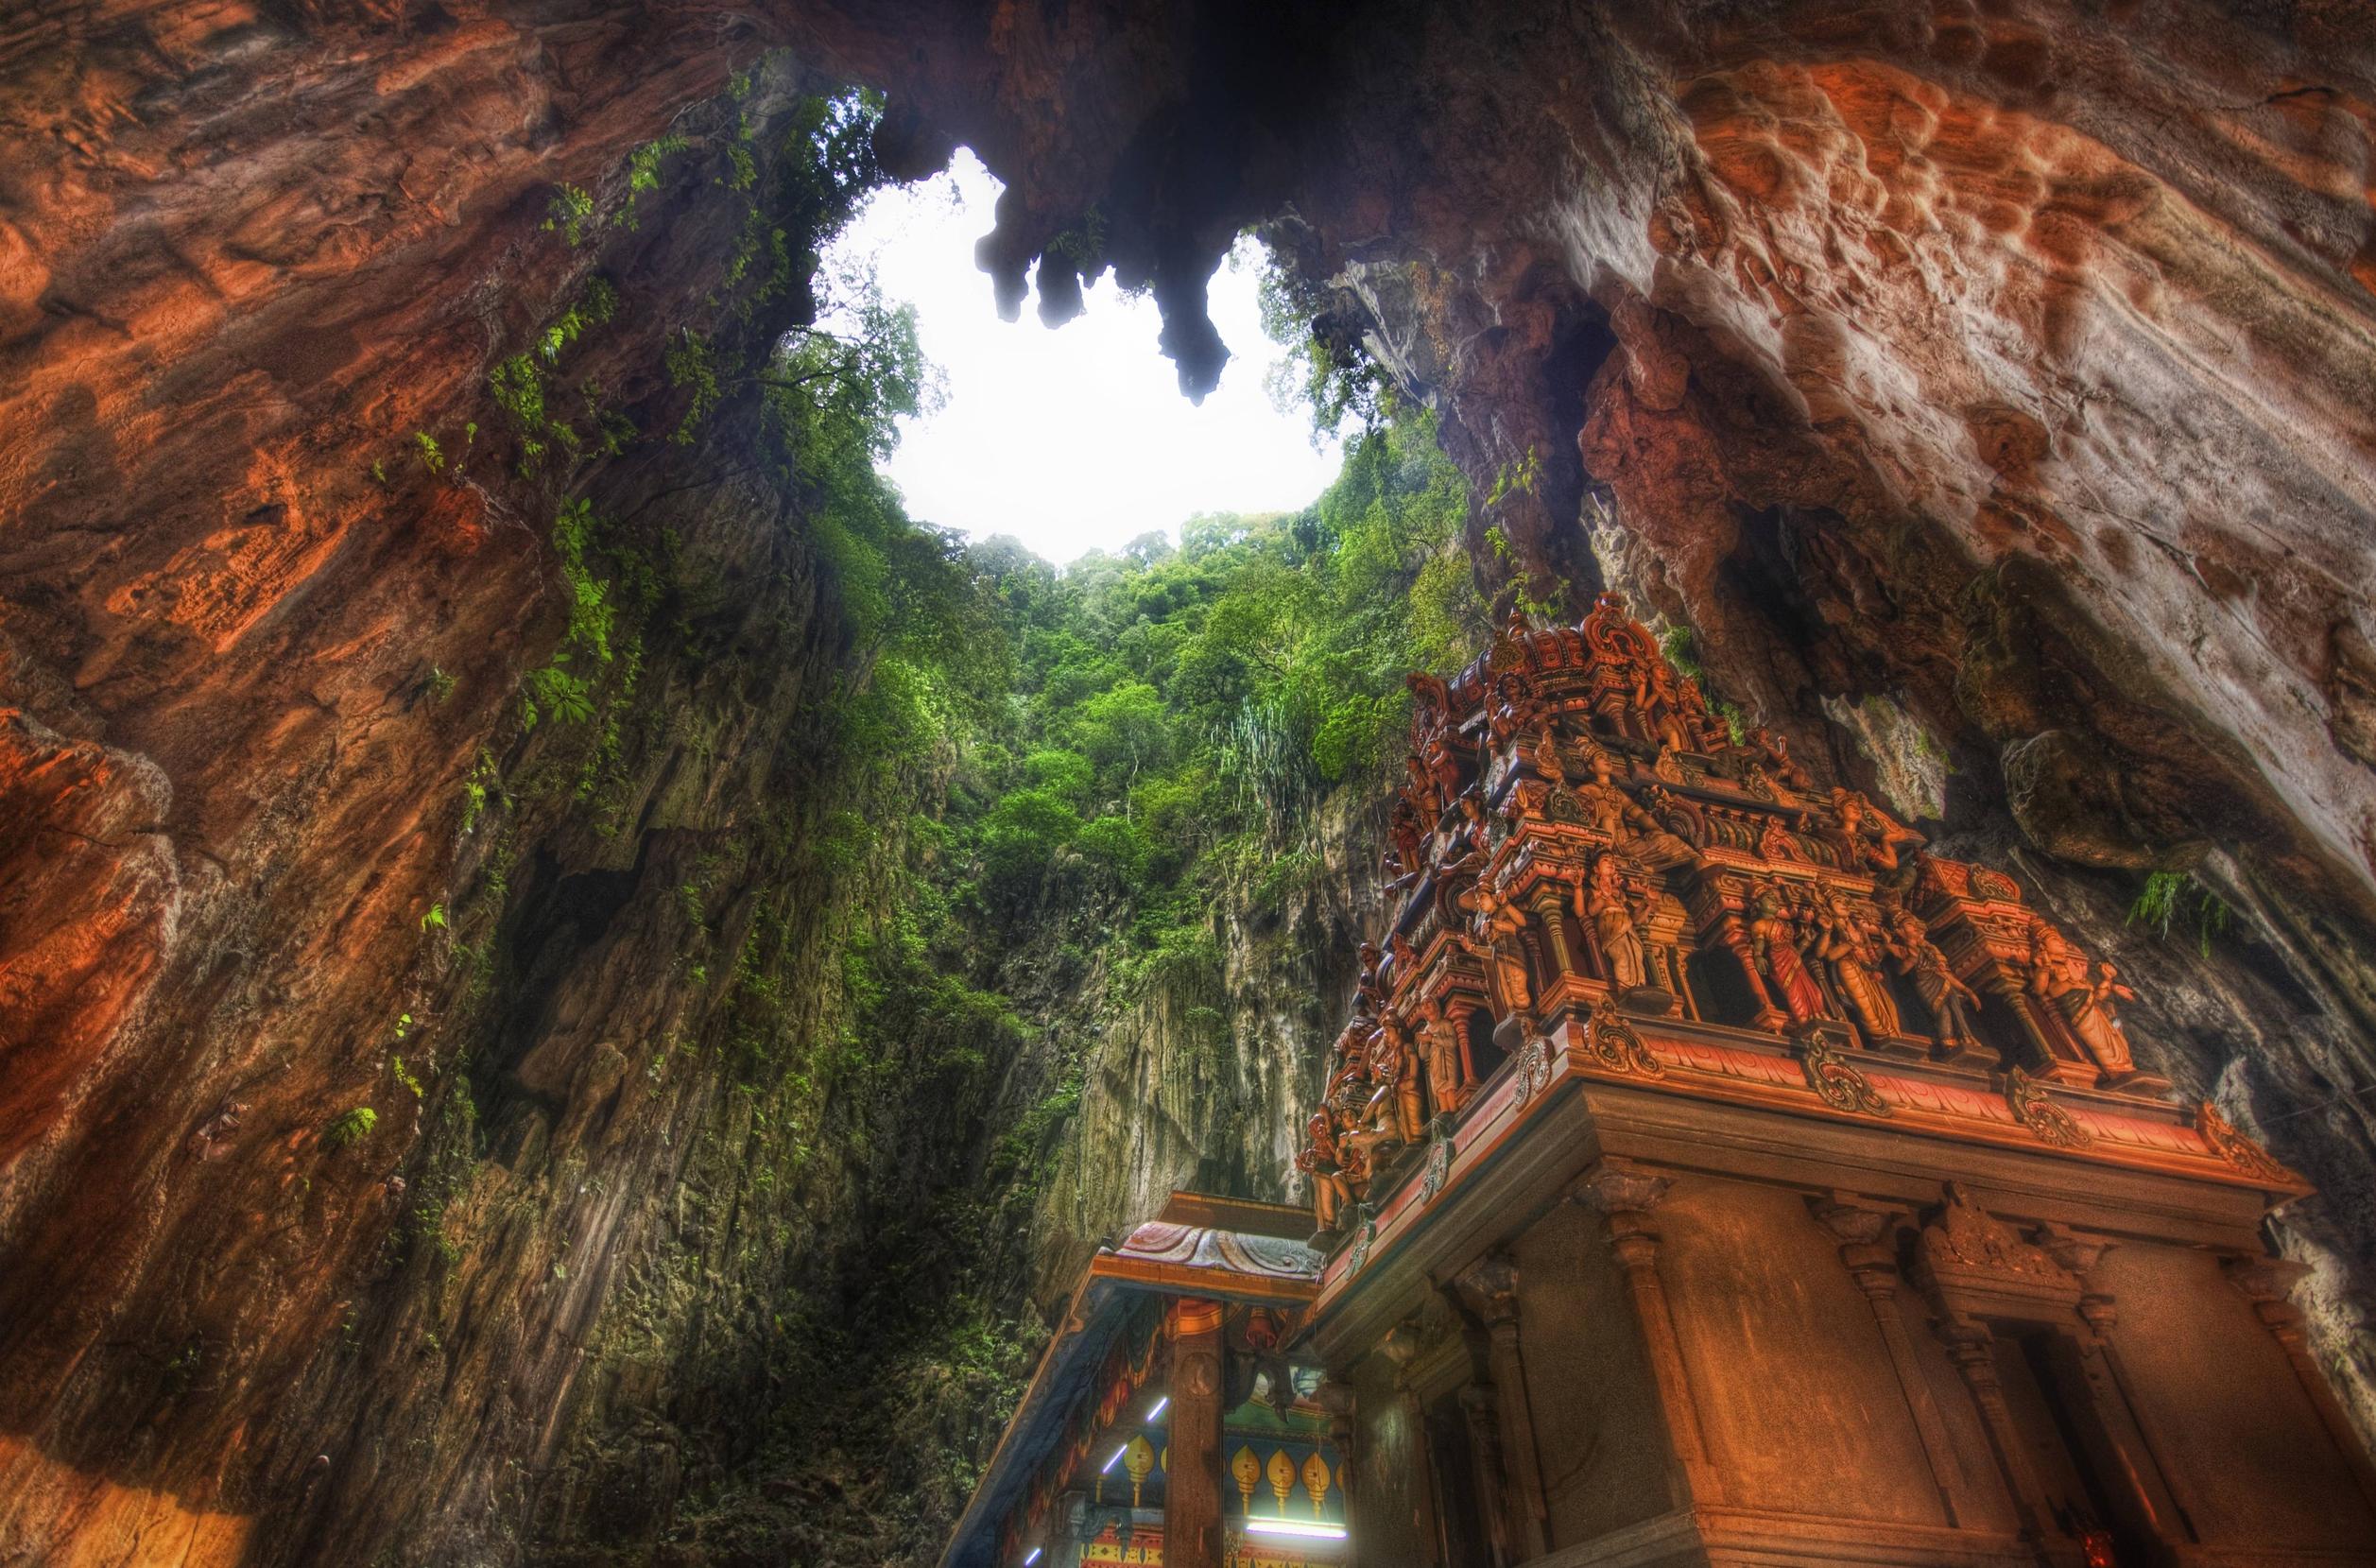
1343;1208;1378;1278
1579;851;1653;994
1513;1036;1552;1101
1415;998;1472;1121
1926;1183;2064;1281
1807;1197;1891;1249
1294;1110;1354;1237
1293;583;2193;1230
1420;1128;1455;1204
2025;921;2139;1079
1570;1161;1674;1217
2005;1067;2092;1148
1750;884;1830;1029
1800;1037;1891;1117
2196;1099;2288;1180
1885;905;1982;1055
1581;993;1664;1077
2036;1225;2116;1283
1814;887;1902;1042
1453;1251;1522;1323
1969;867;2022;904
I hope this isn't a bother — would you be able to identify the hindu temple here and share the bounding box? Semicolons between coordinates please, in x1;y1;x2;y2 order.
9;3;2376;1563
942;597;2376;1568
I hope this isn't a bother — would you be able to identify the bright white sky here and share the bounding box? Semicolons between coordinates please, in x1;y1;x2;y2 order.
826;151;1343;564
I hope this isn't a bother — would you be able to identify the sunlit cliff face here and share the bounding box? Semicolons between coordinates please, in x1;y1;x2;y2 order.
2;1;2373;1562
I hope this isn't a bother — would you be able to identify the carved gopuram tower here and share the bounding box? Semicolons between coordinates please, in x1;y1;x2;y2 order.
1288;595;2376;1568
943;597;2376;1568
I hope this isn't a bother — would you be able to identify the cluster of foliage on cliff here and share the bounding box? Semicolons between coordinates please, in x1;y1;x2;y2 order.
652;375;1490;1567
831;413;1489;1063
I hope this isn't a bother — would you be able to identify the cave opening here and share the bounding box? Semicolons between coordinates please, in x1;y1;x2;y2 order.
5;7;2376;1567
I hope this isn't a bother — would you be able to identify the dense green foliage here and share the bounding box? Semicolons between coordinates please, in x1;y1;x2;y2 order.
834;413;1489;1054
2129;868;2234;956
440;78;1492;1563
715;292;1492;1561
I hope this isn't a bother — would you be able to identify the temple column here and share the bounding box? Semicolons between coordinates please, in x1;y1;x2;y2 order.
1533;892;1576;979
1455;1255;1549;1559
1808;1198;1964;1527
2227;1257;2376;1513
1457;1380;1515;1568
1059;1491;1092;1568
2067;1287;2200;1543
1316;1375;1357;1509
1935;1318;2057;1543
1378;1327;1441;1561
1164;1298;1227;1568
1449;999;1482;1089
1572;1163;1722;1508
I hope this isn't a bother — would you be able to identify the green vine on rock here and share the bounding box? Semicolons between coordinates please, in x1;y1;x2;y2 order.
622;132;695;228
544;183;596;247
2128;869;2233;956
323;1106;378;1150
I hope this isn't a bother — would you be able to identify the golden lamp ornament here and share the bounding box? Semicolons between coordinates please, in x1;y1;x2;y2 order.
1265;1449;1295;1511
1230;1445;1260;1510
1124;1437;1157;1508
1300;1451;1331;1515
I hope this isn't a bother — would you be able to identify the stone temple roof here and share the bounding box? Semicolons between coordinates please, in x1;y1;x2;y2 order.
936;1192;1319;1568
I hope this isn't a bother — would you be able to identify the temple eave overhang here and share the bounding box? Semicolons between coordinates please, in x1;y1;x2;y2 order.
936;1195;1320;1568
1300;991;2305;1364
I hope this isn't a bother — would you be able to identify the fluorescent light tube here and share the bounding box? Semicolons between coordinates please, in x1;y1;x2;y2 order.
1243;1521;1347;1541
1024;1551;1042;1564
1102;1444;1127;1473
1145;1396;1168;1420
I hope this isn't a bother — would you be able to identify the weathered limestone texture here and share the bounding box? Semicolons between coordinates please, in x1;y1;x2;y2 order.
3;2;2373;1563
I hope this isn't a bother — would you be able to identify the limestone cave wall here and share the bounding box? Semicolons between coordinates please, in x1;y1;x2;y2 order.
780;0;2376;1439
4;1;2375;1564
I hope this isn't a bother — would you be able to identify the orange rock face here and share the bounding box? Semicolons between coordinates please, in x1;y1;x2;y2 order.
2;0;2373;1561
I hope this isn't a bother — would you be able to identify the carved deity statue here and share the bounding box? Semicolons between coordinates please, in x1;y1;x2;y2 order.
1576;748;1698;872
1415;1000;1470;1119
1455;787;1489;850
1749;887;1828;1028
1403;754;1439;821
1578;853;1649;994
1885;906;1983;1053
1388;797;1426;877
1827;787;1923;875
1295;1111;1354;1233
1406;669;1453;735
1534;720;1572;784
1466;874;1535;1030
1815;889;1902;1042
1633;656;1695;754
1423;730;1466;808
2026;923;2138;1077
1747;727;1816;793
1489;674;1546;753
1365;1014;1427;1144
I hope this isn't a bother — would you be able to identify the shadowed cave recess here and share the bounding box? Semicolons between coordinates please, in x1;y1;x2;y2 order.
4;0;2375;1562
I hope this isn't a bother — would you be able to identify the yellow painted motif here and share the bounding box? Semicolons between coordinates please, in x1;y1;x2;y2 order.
1125;1436;1157;1508
1231;1445;1260;1509
1300;1451;1330;1515
1265;1449;1295;1510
